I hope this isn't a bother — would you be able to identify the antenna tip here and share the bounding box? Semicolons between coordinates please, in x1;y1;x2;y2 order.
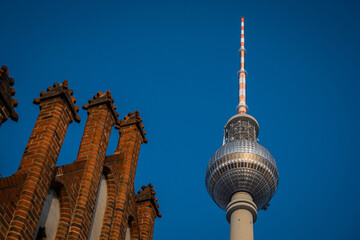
241;16;245;21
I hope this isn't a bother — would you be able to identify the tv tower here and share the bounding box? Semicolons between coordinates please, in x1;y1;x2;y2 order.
205;17;279;240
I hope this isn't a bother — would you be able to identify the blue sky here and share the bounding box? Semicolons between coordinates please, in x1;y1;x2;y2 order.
1;0;360;239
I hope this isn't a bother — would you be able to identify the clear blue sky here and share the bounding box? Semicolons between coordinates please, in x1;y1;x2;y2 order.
1;0;360;239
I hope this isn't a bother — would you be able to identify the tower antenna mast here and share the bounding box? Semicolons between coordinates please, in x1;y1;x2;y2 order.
237;17;248;114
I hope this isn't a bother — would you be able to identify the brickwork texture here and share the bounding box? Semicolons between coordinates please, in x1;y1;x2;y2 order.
0;78;161;240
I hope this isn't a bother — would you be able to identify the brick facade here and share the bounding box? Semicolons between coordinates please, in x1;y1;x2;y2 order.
0;79;161;240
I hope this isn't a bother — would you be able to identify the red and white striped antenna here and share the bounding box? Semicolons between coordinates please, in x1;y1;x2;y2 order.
236;17;248;114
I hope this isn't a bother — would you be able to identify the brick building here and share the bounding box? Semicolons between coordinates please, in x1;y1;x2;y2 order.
0;66;161;240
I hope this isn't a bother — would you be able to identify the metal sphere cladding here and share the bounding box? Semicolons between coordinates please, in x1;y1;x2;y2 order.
205;114;279;210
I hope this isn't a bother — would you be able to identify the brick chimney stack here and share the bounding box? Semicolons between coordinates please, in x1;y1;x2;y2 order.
109;111;148;239
136;184;161;240
67;91;119;239
6;80;80;239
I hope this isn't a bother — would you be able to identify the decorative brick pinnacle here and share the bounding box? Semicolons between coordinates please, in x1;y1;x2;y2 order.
116;110;148;143
136;183;161;217
33;80;81;123
0;65;9;78
82;90;119;121
0;65;19;121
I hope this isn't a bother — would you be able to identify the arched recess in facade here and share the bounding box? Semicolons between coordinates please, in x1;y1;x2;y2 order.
98;165;116;239
88;174;108;239
33;181;70;240
52;181;71;239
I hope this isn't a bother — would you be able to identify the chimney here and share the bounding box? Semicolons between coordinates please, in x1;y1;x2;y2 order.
136;184;161;240
67;91;118;239
109;111;147;239
7;80;79;239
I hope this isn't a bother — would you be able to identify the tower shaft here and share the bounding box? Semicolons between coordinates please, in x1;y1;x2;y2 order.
230;209;253;240
227;192;257;240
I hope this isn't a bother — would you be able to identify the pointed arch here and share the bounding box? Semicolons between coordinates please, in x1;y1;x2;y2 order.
33;181;70;240
53;181;71;239
98;166;116;239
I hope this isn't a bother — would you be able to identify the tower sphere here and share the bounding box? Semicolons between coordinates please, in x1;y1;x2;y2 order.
205;114;279;211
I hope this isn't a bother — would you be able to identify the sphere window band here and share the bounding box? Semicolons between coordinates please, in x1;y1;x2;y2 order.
205;140;279;211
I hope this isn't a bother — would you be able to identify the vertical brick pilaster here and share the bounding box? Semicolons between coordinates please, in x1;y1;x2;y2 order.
6;80;80;240
110;111;148;240
0;66;18;126
136;184;161;240
66;91;118;239
0;174;27;240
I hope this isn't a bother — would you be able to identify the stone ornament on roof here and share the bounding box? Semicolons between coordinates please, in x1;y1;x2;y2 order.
33;80;81;123
0;65;19;122
83;90;120;122
136;184;161;217
116;110;148;143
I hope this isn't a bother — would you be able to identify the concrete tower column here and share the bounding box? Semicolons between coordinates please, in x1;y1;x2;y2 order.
226;192;257;240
